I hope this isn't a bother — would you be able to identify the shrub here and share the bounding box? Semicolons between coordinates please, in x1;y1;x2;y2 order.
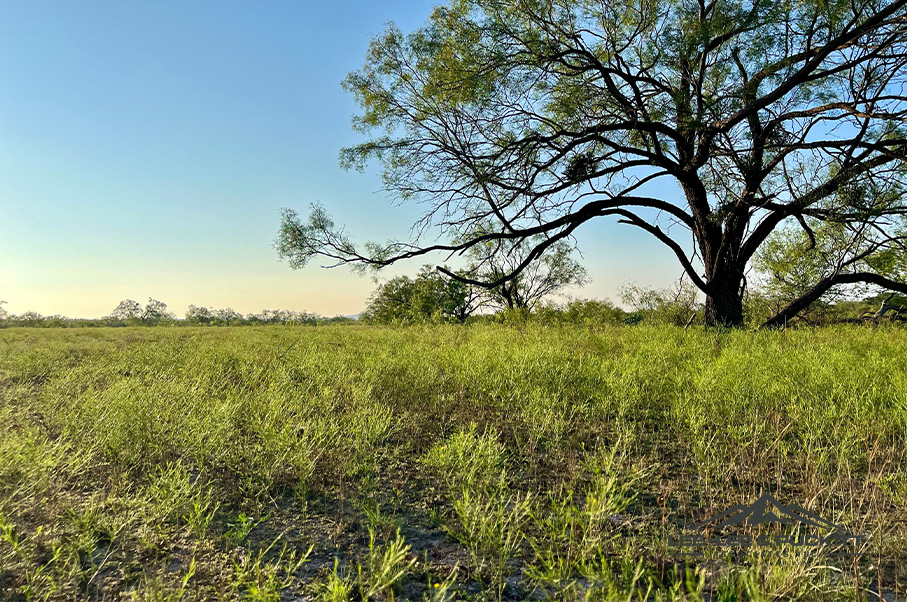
619;281;701;326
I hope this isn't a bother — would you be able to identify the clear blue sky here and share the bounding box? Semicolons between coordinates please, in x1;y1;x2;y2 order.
0;1;683;319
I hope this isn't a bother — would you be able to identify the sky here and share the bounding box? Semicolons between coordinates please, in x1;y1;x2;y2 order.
0;1;685;319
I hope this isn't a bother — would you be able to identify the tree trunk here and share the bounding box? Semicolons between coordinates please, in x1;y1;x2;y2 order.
684;177;748;328
499;284;515;309
698;230;746;328
701;258;745;328
703;284;744;327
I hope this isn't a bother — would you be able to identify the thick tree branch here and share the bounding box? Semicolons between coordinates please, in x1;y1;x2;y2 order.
761;271;907;328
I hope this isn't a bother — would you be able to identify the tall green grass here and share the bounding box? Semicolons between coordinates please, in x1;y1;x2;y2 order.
0;324;905;600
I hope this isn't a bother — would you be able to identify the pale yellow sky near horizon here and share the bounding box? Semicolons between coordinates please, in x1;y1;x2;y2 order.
1;259;375;319
0;229;679;319
0;265;650;319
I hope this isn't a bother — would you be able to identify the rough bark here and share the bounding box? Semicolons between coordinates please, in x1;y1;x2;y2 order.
704;279;745;328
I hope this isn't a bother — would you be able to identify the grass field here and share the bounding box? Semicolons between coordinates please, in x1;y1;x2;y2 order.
0;324;905;601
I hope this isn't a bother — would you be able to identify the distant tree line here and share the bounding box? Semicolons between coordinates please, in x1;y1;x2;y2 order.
184;306;325;326
0;298;355;328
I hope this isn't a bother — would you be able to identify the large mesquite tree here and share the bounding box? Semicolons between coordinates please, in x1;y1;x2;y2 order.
277;0;907;327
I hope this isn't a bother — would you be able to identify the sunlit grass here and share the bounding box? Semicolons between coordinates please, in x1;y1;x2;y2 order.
0;324;905;600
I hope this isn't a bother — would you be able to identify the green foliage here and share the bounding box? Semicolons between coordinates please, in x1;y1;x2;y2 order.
492;306;531;325
230;536;312;602
360;241;591;325
742;290;785;327
463;237;590;310
225;512;265;547
533;298;628;326
423;425;508;493
111;299;143;321
185;306;320;326
619;280;701;326
145;460;218;535
108;298;175;325
449;488;530;600
754;222;855;305
313;560;353;602
754;217;907;322
274;204;356;271
355;528;417;600
311;529;415;602
1;325;906;599
338;0;875;212
362;265;477;324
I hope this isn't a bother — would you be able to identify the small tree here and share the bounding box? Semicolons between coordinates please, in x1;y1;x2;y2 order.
142;298;174;324
534;298;627;326
362;276;417;324
185;305;214;324
620;281;701;326
411;266;483;322
213;307;244;324
560;299;627;326
363;265;481;324
461;237;589;310
111;299;143;321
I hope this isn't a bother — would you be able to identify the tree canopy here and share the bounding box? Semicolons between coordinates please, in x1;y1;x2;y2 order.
278;0;907;327
110;298;174;324
362;265;481;323
754;217;907;325
462;236;589;309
